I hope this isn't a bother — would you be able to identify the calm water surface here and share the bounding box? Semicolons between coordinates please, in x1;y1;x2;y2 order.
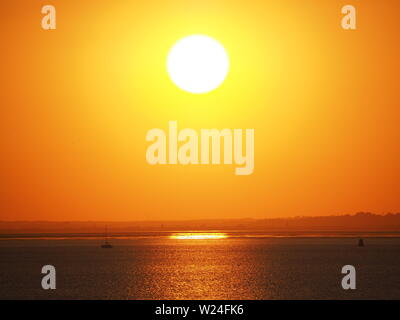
0;237;399;299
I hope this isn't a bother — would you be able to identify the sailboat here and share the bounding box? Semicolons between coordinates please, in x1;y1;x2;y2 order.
101;225;113;248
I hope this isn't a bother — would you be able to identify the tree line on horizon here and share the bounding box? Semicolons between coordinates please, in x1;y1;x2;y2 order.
1;212;400;233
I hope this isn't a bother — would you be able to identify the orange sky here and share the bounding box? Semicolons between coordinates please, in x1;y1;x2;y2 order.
1;0;399;221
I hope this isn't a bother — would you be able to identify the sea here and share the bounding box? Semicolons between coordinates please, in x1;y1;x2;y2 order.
0;233;399;299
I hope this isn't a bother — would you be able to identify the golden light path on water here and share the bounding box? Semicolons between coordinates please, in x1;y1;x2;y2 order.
170;233;228;240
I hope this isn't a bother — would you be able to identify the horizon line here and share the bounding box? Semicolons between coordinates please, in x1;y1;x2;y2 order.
1;212;399;223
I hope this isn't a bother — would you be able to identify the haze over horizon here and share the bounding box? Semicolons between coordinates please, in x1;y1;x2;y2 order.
2;212;400;234
0;211;398;222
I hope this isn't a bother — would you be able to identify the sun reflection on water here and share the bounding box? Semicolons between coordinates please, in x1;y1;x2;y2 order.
170;232;228;240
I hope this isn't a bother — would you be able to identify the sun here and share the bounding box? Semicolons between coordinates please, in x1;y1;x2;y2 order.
167;35;230;94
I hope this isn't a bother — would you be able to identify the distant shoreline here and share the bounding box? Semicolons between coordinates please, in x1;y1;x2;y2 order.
1;212;400;234
1;230;400;240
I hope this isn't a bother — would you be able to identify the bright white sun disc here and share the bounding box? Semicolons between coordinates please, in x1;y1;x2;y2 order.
167;35;229;94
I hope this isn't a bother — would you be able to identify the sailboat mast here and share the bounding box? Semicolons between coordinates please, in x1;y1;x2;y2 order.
101;224;113;248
